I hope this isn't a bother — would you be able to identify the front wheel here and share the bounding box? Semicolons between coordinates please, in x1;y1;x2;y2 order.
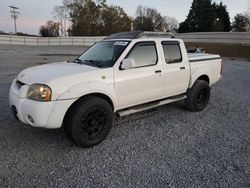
64;96;113;147
185;80;210;112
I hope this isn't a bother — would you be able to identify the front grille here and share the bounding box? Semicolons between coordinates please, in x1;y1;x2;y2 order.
16;80;26;89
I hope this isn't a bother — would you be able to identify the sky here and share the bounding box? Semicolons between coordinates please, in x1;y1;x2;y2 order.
0;0;249;35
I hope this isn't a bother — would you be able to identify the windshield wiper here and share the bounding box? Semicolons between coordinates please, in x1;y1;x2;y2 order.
84;59;103;67
73;58;103;68
74;58;84;64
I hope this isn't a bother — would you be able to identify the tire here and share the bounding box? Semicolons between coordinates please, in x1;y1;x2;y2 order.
185;80;210;112
64;96;113;148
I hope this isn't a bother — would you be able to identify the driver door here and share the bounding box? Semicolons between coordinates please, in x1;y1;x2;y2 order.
114;41;164;109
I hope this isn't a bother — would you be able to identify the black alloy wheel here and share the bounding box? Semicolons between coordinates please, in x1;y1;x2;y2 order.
64;96;113;147
196;88;208;107
185;80;210;111
81;108;107;139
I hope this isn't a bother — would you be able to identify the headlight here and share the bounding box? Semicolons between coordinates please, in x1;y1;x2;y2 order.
27;84;52;102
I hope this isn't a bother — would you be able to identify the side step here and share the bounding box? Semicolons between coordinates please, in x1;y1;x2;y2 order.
117;94;186;117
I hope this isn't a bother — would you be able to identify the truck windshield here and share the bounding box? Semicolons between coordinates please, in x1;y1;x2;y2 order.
75;41;130;68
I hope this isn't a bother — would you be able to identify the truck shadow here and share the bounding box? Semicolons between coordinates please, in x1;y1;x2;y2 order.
3;100;188;151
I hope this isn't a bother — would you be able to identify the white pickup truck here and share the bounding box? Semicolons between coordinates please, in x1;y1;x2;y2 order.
9;32;222;147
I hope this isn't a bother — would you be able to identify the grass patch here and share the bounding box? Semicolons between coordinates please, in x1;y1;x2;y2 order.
185;43;250;59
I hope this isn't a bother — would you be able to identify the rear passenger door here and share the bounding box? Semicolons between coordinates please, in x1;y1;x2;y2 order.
161;41;190;97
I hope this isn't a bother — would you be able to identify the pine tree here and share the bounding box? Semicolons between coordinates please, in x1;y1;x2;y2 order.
179;0;231;33
179;0;216;32
213;2;231;31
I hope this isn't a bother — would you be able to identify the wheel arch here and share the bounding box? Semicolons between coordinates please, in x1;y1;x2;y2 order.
63;93;114;125
197;75;210;84
190;74;210;88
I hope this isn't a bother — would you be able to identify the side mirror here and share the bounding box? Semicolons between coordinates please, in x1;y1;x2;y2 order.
120;58;135;70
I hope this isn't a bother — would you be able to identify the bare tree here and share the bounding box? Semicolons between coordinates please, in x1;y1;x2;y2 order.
244;2;250;18
53;6;69;36
232;14;249;32
163;16;178;31
243;1;250;31
134;6;165;31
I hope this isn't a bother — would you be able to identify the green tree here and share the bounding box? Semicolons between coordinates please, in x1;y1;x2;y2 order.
39;20;60;37
65;0;131;36
66;0;103;36
101;5;131;35
232;14;250;32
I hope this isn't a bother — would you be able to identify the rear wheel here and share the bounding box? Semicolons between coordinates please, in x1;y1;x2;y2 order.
185;80;210;111
64;96;113;147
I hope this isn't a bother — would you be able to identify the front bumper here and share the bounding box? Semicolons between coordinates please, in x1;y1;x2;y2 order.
9;79;76;129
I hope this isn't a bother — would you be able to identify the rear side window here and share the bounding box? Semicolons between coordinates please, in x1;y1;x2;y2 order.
127;42;157;68
162;41;182;64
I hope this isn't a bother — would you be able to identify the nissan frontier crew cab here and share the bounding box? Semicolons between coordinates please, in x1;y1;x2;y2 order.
9;32;222;147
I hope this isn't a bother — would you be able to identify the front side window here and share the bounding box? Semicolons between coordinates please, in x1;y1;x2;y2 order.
76;41;130;67
126;42;157;68
162;42;182;64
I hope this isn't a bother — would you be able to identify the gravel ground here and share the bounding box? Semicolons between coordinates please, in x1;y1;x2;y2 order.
0;45;249;187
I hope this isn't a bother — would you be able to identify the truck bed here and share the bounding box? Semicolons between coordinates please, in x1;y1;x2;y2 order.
188;53;221;63
187;53;222;87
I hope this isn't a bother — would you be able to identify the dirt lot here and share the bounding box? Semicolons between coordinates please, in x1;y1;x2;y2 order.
0;45;249;187
186;42;250;59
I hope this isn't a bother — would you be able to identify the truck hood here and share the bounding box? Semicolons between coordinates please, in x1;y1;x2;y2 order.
17;62;99;85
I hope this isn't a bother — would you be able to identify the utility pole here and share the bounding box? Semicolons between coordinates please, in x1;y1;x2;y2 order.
9;6;20;34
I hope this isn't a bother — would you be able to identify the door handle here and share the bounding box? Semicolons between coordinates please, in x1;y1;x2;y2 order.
180;67;186;70
155;70;162;74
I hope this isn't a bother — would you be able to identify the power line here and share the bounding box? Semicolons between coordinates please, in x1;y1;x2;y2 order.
9;6;20;34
